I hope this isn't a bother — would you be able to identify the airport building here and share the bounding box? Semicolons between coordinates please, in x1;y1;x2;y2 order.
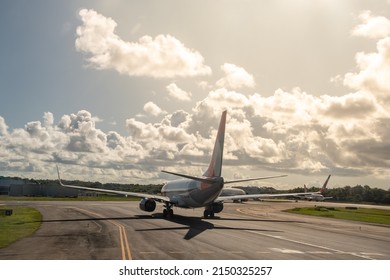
0;177;78;197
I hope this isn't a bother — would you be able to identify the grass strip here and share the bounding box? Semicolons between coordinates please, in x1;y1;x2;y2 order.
0;206;42;248
284;206;390;225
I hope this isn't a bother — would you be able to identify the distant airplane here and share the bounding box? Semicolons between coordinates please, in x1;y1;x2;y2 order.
296;175;332;201
57;110;313;219
220;187;248;203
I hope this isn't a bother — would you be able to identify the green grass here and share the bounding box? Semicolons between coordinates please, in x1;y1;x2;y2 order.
0;206;42;248
285;207;390;225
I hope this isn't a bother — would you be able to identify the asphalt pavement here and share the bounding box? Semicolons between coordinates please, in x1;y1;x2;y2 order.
0;200;389;260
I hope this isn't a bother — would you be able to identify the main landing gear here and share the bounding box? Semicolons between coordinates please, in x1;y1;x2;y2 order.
163;203;174;219
203;209;215;219
203;202;223;219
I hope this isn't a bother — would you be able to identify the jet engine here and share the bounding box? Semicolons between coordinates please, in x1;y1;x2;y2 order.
210;202;224;213
139;198;156;212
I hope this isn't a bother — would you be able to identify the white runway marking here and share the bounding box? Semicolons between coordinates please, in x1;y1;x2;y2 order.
246;231;376;260
306;251;332;255
270;248;304;254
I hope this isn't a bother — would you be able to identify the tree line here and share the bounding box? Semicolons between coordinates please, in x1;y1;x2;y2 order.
1;176;389;205
288;185;390;204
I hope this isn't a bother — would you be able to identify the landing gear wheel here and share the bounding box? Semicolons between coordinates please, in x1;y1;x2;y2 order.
204;210;215;219
163;209;168;219
163;205;174;219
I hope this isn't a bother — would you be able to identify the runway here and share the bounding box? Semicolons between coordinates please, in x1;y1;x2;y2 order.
0;200;389;260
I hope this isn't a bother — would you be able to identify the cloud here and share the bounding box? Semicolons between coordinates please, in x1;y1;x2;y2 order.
352;11;390;39
143;102;165;116
166;83;192;101
345;11;390;105
1;10;389;184
126;118;159;140
0;117;8;136
75;9;212;78
216;63;255;89
207;88;249;108
343;37;390;105
320;91;379;119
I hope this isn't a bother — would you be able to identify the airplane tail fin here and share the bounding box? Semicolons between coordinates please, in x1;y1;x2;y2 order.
304;184;307;193
203;110;227;178
320;174;331;194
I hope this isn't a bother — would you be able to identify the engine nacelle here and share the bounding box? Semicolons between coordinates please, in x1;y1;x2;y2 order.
210;202;224;213
139;198;156;212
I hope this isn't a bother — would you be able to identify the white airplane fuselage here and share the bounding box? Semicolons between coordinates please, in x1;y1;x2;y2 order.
161;178;224;208
302;193;325;201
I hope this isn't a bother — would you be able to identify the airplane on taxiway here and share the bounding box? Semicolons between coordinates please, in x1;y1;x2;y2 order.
57;110;317;219
296;175;333;201
220;187;248;203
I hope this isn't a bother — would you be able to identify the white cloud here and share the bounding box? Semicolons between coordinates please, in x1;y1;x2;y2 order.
126;118;159;139
343;37;390;105
166;83;192;101
75;9;212;78
143;101;165;116
0;117;8;136
320;91;380;119
208;88;250;110
352;11;390;39
1;10;390;184
43;112;54;128
216;63;255;89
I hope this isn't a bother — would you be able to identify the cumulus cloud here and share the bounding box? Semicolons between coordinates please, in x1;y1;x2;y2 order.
343;37;390;104
166;83;192;101
75;9;212;78
216;63;255;89
352;11;390;39
143;102;165;116
1;10;389;184
339;10;390;108
207;88;249;108
0;117;8;136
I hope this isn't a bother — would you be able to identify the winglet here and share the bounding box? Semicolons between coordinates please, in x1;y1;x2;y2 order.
56;164;64;186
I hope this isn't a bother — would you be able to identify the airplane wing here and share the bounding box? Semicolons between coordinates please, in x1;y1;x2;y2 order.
56;166;171;204
215;191;318;202
224;174;287;184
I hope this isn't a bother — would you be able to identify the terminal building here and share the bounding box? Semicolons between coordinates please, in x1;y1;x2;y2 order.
0;177;78;197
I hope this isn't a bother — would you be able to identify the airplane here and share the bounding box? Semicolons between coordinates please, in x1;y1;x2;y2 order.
296;175;332;201
57;110;315;219
220;187;248;203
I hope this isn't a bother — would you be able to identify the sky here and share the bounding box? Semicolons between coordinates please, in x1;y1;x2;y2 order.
0;0;389;190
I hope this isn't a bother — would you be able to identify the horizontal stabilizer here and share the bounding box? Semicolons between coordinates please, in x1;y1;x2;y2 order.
161;170;216;184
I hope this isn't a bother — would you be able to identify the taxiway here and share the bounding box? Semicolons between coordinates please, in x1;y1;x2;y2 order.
0;200;389;260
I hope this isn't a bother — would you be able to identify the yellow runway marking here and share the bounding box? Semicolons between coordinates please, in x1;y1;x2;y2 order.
71;207;132;260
